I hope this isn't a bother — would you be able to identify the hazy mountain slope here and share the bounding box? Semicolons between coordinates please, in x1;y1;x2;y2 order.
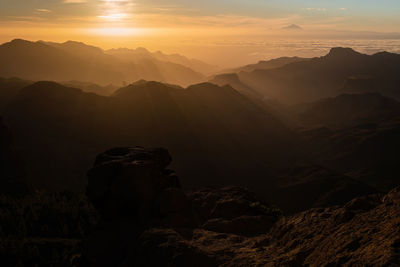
209;73;263;100
292;93;400;129
105;48;205;86
0;39;124;85
62;81;118;96
107;47;220;75
226;56;307;73
236;48;400;103
0;39;205;87
4;80;302;192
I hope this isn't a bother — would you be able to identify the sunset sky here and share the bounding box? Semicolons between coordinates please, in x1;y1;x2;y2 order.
1;0;400;66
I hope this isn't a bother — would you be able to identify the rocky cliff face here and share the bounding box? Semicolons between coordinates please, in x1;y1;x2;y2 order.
85;147;400;266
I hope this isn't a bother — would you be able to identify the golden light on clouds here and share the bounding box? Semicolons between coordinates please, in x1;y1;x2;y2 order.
86;27;150;37
98;0;134;22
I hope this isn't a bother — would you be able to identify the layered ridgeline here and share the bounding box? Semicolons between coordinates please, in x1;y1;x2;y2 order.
213;48;400;103
3;80;303;194
0;39;214;87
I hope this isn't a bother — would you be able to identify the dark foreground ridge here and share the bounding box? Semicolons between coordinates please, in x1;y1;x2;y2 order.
83;147;400;266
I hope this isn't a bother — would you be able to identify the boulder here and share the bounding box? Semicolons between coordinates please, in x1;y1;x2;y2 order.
86;146;191;226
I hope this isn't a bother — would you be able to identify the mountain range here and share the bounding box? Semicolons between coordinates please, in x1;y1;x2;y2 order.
3;80;303;194
1;41;400;213
0;39;215;87
214;48;400;104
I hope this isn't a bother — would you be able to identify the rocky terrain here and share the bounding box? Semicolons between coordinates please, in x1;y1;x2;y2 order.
82;147;400;266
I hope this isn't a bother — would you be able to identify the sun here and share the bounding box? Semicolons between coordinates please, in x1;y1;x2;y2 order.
98;0;132;22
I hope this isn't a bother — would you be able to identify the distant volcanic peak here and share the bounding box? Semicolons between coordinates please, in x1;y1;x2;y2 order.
327;47;363;58
283;24;303;30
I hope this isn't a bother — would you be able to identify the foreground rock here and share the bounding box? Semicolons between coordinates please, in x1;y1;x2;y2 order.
84;147;280;266
84;147;400;266
163;188;399;266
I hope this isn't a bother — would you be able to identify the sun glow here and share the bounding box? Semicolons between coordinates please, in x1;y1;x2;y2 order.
98;13;128;21
98;0;133;23
86;27;149;36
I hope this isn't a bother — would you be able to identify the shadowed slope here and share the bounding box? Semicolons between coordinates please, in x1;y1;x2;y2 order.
4;80;301;192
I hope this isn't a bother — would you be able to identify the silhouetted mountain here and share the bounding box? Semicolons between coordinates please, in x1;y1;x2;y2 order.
0;77;32;112
292;93;400;129
4;80;301;192
107;47;221;75
62;81;118;96
0;39;205;87
232;47;400;103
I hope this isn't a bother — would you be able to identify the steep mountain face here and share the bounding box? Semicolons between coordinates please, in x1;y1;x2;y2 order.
107;47;220;75
4;80;301;192
0;39;205;87
292;93;400;129
232;48;400;103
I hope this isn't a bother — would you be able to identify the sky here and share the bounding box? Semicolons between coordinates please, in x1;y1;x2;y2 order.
1;0;400;66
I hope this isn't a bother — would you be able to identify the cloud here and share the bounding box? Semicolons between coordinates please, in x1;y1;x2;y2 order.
36;9;52;13
302;8;327;12
63;0;87;3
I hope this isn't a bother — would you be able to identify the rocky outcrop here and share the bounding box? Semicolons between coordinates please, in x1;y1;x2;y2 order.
86;146;194;227
160;187;399;266
188;187;281;235
85;147;400;266
85;147;197;266
84;147;280;266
